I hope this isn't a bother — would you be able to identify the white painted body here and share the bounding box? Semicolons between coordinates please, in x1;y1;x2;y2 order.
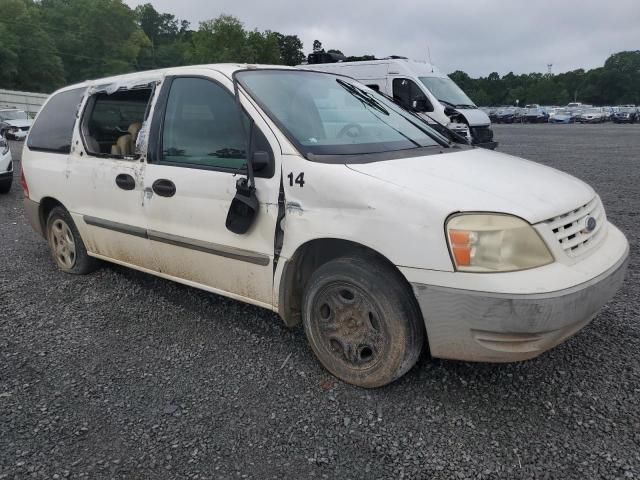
0;139;11;171
300;59;491;129
21;64;628;363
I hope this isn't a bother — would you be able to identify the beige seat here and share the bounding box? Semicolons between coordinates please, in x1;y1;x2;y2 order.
112;122;142;156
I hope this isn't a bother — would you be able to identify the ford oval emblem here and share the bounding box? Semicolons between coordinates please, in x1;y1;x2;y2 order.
585;216;597;232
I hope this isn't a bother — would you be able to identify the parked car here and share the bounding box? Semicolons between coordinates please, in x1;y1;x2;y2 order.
523;105;549;123
0;109;33;140
548;108;575;124
21;65;629;388
578;107;606;124
495;107;522;123
0;134;12;194
601;106;614;121
612;107;637;123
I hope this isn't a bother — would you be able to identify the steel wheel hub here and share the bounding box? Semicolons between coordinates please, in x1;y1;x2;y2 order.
49;219;76;269
313;283;386;369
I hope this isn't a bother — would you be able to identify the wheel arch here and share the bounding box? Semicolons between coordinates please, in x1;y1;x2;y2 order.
38;196;66;234
277;237;418;328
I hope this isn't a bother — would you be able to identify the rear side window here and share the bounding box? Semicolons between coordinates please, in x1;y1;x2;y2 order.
27;88;85;154
82;88;152;156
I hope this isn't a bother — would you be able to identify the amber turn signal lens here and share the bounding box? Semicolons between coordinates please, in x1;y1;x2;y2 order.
452;246;471;266
449;230;470;246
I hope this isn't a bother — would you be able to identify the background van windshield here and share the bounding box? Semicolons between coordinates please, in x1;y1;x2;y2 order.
236;70;441;156
419;77;475;108
0;110;29;121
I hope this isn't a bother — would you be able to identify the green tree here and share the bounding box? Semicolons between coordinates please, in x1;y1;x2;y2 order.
275;33;304;66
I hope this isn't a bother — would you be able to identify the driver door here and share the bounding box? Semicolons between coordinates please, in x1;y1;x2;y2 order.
142;73;281;307
392;78;433;112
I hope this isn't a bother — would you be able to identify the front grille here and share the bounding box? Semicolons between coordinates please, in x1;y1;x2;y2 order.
545;196;607;258
470;126;493;143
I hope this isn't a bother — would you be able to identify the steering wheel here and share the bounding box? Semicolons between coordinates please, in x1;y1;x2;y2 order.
337;123;364;139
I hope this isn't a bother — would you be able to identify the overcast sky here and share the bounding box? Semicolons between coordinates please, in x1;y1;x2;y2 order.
124;0;640;77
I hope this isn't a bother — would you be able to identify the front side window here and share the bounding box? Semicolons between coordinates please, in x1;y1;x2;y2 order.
236;70;443;157
393;78;433;112
160;78;248;170
27;88;86;153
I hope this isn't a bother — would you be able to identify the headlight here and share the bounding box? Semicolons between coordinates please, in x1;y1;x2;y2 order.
0;139;8;155
446;214;553;272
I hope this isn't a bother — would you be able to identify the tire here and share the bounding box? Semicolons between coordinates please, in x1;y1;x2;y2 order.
302;254;425;388
0;177;11;194
46;206;99;274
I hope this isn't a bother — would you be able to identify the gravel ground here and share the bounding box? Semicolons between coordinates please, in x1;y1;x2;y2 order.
1;124;639;479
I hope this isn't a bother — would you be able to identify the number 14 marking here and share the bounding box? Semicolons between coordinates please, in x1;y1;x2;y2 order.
288;172;305;188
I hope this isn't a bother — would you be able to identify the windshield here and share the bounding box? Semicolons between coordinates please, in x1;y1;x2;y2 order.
619;107;636;113
236;70;444;156
0;110;28;121
419;77;475;108
585;108;601;113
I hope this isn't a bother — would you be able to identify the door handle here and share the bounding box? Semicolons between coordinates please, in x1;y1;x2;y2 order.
115;173;136;191
152;179;176;198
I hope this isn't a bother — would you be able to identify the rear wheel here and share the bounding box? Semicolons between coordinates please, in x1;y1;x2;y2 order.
46;206;99;274
302;255;425;388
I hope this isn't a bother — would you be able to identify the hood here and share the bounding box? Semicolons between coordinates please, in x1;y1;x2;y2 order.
3;119;32;128
347;147;594;224
455;108;490;127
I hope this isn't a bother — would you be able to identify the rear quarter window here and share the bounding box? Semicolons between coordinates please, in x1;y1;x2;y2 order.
27;87;86;154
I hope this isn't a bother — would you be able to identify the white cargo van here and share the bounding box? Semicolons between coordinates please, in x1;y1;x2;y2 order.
22;64;628;388
303;57;496;148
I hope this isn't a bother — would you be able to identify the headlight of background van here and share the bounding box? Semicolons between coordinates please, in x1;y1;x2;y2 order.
446;214;553;272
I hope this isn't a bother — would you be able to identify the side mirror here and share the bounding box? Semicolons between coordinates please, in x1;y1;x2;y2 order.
226;177;259;235
252;150;270;172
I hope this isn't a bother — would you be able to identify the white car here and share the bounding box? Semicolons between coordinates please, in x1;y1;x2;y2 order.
0;134;12;193
0;109;33;140
21;65;629;387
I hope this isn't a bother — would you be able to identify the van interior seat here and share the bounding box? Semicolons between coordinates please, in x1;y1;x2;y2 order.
112;122;142;156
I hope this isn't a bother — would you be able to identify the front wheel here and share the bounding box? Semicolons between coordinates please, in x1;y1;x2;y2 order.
0;177;11;194
302;255;425;388
46;206;99;274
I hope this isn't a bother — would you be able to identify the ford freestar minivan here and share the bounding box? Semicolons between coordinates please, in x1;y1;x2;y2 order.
22;64;628;388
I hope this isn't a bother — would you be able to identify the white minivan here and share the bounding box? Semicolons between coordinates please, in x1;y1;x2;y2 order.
303;57;496;149
22;64;628;387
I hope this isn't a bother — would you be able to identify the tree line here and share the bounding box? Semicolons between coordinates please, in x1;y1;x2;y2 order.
0;0;638;107
0;0;305;92
450;51;640;107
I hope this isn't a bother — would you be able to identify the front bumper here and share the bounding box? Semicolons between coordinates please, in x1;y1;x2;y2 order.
411;227;629;363
7;130;27;140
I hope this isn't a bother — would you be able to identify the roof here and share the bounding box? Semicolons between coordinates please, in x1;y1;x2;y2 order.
56;63;295;95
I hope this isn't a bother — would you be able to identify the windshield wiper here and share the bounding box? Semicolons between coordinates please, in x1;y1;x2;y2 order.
336;79;389;116
438;99;456;109
455;104;476;109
